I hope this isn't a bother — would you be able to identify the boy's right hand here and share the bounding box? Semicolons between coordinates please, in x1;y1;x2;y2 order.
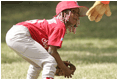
63;67;74;78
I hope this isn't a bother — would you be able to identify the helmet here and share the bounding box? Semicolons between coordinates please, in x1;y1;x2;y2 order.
56;1;88;17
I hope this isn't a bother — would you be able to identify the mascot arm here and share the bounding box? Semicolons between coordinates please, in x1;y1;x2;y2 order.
86;1;111;22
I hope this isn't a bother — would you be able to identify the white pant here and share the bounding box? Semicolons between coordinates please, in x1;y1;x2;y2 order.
6;25;57;79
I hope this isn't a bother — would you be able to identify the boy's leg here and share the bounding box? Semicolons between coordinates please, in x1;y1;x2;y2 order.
42;56;57;79
27;65;42;79
6;25;57;79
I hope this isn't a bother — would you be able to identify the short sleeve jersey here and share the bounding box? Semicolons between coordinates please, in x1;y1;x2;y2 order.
16;18;66;50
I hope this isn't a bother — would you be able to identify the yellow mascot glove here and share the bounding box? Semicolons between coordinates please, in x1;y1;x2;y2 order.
86;1;111;22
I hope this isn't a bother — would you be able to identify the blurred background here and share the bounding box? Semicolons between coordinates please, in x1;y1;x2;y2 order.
1;1;117;79
1;1;117;42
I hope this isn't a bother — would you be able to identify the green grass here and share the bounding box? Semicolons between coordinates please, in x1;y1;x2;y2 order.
1;1;117;42
1;1;117;79
1;38;117;79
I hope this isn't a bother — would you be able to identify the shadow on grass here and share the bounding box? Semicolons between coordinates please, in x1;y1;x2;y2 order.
2;36;117;64
1;53;26;64
70;54;117;64
60;46;117;64
1;45;117;64
60;45;116;54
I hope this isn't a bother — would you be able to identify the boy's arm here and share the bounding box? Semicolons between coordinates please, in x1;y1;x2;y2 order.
48;45;73;78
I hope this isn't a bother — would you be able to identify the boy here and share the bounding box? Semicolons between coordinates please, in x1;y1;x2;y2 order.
6;1;88;79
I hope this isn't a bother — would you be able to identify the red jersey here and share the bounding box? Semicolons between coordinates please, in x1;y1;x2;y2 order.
16;18;66;50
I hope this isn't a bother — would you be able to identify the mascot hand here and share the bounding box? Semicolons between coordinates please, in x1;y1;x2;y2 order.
86;1;111;22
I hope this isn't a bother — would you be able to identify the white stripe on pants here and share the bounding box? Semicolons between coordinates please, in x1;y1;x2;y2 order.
6;25;57;79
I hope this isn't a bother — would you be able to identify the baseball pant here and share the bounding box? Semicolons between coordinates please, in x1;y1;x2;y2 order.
6;25;57;79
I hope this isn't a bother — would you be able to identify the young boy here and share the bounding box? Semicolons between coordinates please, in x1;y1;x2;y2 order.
6;1;88;79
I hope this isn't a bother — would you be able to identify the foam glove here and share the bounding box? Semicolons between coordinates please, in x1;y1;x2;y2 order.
86;1;111;22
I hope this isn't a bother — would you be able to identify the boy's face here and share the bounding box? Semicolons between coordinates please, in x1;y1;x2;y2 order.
69;8;80;25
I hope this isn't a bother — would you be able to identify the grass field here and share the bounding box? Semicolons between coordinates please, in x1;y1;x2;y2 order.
1;1;117;79
1;39;117;79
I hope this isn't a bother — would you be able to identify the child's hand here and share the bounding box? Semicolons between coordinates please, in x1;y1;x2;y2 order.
63;67;74;78
86;1;111;22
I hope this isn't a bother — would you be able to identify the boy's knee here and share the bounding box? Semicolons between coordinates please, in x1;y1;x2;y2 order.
42;57;57;79
27;65;42;79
